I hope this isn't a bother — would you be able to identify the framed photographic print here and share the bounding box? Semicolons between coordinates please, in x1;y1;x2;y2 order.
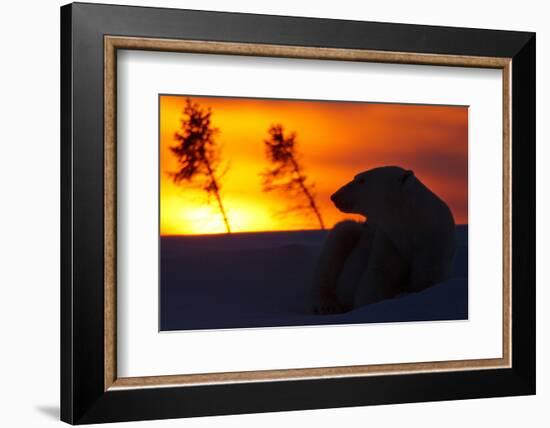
60;2;535;424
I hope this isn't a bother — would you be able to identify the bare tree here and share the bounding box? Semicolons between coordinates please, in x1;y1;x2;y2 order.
170;98;231;233
261;124;325;230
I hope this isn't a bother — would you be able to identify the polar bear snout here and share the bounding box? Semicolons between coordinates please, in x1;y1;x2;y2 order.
331;186;356;213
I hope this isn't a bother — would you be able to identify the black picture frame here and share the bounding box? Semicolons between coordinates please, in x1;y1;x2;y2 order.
61;2;535;424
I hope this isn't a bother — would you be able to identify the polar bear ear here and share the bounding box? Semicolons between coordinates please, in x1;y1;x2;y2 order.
400;169;414;185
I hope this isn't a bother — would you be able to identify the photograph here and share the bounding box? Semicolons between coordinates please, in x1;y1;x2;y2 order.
54;1;536;424
159;95;469;331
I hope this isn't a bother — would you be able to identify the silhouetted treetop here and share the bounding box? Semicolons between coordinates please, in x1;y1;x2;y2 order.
171;99;220;184
170;98;231;233
262;124;325;230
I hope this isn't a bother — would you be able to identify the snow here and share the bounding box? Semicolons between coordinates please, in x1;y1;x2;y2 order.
160;226;467;331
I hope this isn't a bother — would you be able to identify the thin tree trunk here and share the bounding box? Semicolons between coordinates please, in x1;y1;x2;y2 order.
204;158;231;233
212;185;231;234
290;157;325;230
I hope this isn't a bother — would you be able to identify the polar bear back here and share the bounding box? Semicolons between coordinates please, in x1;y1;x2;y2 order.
389;172;456;291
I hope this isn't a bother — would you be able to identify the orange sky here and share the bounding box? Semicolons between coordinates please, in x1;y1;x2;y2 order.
160;95;468;235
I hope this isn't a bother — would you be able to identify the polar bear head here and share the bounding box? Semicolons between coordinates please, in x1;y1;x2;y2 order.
330;166;414;222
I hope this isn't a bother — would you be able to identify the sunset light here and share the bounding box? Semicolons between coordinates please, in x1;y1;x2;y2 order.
160;95;468;235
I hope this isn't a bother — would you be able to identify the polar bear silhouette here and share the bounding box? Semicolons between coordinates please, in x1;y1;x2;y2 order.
312;166;456;314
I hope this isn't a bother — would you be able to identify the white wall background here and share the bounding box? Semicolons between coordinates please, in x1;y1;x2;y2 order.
0;0;546;426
